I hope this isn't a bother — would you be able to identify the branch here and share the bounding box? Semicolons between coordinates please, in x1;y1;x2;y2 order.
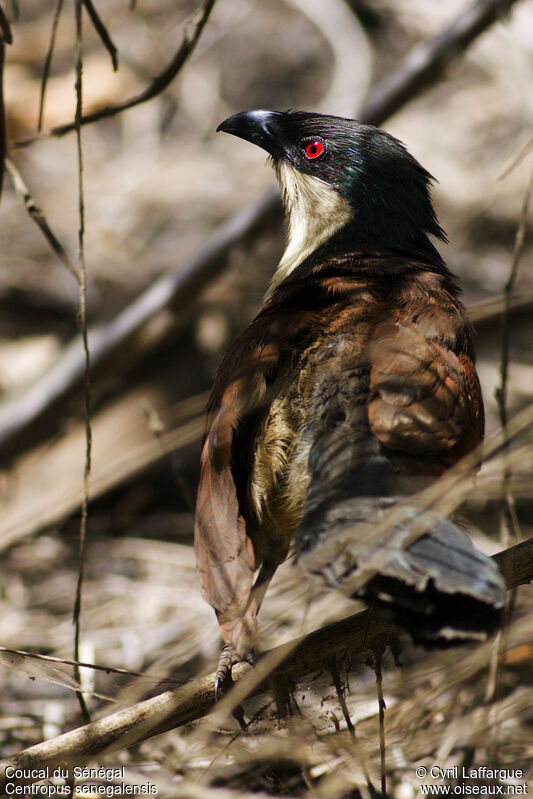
0;0;523;461
0;4;12;202
37;0;64;131
82;0;119;72
357;0;518;126
72;0;92;726
38;0;118;134
469;288;533;327
14;0;217;147
496;172;533;433
4;156;80;284
0;189;278;460
0;537;530;788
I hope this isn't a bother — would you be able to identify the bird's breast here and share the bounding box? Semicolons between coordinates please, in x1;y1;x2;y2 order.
247;318;374;564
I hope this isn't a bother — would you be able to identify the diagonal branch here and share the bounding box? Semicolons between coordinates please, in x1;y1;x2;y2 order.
38;0;64;131
0;537;530;789
0;0;524;461
357;0;519;126
14;0;217;147
82;0;119;72
5;156;80;283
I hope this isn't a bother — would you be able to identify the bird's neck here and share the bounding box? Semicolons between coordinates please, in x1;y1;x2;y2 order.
266;163;353;300
267;162;446;300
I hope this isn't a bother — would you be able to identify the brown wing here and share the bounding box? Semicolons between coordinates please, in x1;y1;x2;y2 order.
367;313;483;463
194;337;279;657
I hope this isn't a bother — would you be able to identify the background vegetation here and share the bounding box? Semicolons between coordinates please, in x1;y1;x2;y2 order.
0;0;532;796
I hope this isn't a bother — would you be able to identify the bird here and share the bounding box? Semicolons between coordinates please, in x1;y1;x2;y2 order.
194;109;505;685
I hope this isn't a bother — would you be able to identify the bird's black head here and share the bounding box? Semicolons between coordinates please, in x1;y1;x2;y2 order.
218;110;447;285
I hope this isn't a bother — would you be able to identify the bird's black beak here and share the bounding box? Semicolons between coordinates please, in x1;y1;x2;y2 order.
217;110;285;158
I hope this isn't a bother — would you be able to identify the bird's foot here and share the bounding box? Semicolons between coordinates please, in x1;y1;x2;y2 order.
214;645;257;730
215;645;257;699
214;644;233;701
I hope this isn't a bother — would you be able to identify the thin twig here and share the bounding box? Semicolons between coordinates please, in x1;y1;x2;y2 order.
73;0;92;726
0;4;12;43
0;4;12;202
0;189;278;460
0;537;530;788
497;169;533;429
14;0;217;147
495;167;533;540
81;0;118;71
329;657;355;738
0;0;523;460
0;646;180;685
4;156;80;283
485;167;532;718
38;0;65;132
469;288;533;326
300;402;533;597
373;647;387;798
329;656;375;794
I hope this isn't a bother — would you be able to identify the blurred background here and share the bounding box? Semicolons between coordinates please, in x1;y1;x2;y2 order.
0;0;532;796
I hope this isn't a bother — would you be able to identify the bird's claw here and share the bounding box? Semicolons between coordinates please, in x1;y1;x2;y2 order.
214;644;233;701
245;650;257;667
214;645;257;711
214;644;253;730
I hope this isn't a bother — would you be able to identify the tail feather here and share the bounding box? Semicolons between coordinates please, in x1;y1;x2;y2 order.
360;520;505;643
296;431;505;644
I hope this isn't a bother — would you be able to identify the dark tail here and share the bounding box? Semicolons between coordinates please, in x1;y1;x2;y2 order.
295;429;505;644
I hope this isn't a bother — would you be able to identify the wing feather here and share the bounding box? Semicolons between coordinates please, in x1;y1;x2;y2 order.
194;341;279;656
367;318;483;459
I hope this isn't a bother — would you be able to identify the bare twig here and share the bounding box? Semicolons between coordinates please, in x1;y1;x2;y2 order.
14;0;217;147
38;0;64;131
73;0;91;725
0;8;11;45
82;0;118;71
0;394;206;552
357;0;519;126
485;168;532;716
469;288;533;327
4;156;80;283
497;169;533;434
495;168;533;541
329;657;355;738
0;189;278;459
374;648;387;798
0;537;530;788
300;401;533;597
0;646;178;686
0;4;12;201
0;0;523;460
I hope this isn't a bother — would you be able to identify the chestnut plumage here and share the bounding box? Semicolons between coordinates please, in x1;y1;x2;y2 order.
195;110;505;663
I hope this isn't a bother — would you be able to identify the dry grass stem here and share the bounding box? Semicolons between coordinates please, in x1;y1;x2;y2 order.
0;537;529;790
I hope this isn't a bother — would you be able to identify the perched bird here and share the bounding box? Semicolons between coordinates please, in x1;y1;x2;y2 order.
194;110;505;678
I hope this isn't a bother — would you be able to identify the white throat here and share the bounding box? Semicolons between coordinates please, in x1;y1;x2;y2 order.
265;161;352;299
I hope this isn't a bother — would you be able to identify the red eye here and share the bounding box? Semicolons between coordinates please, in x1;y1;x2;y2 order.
304;140;325;160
